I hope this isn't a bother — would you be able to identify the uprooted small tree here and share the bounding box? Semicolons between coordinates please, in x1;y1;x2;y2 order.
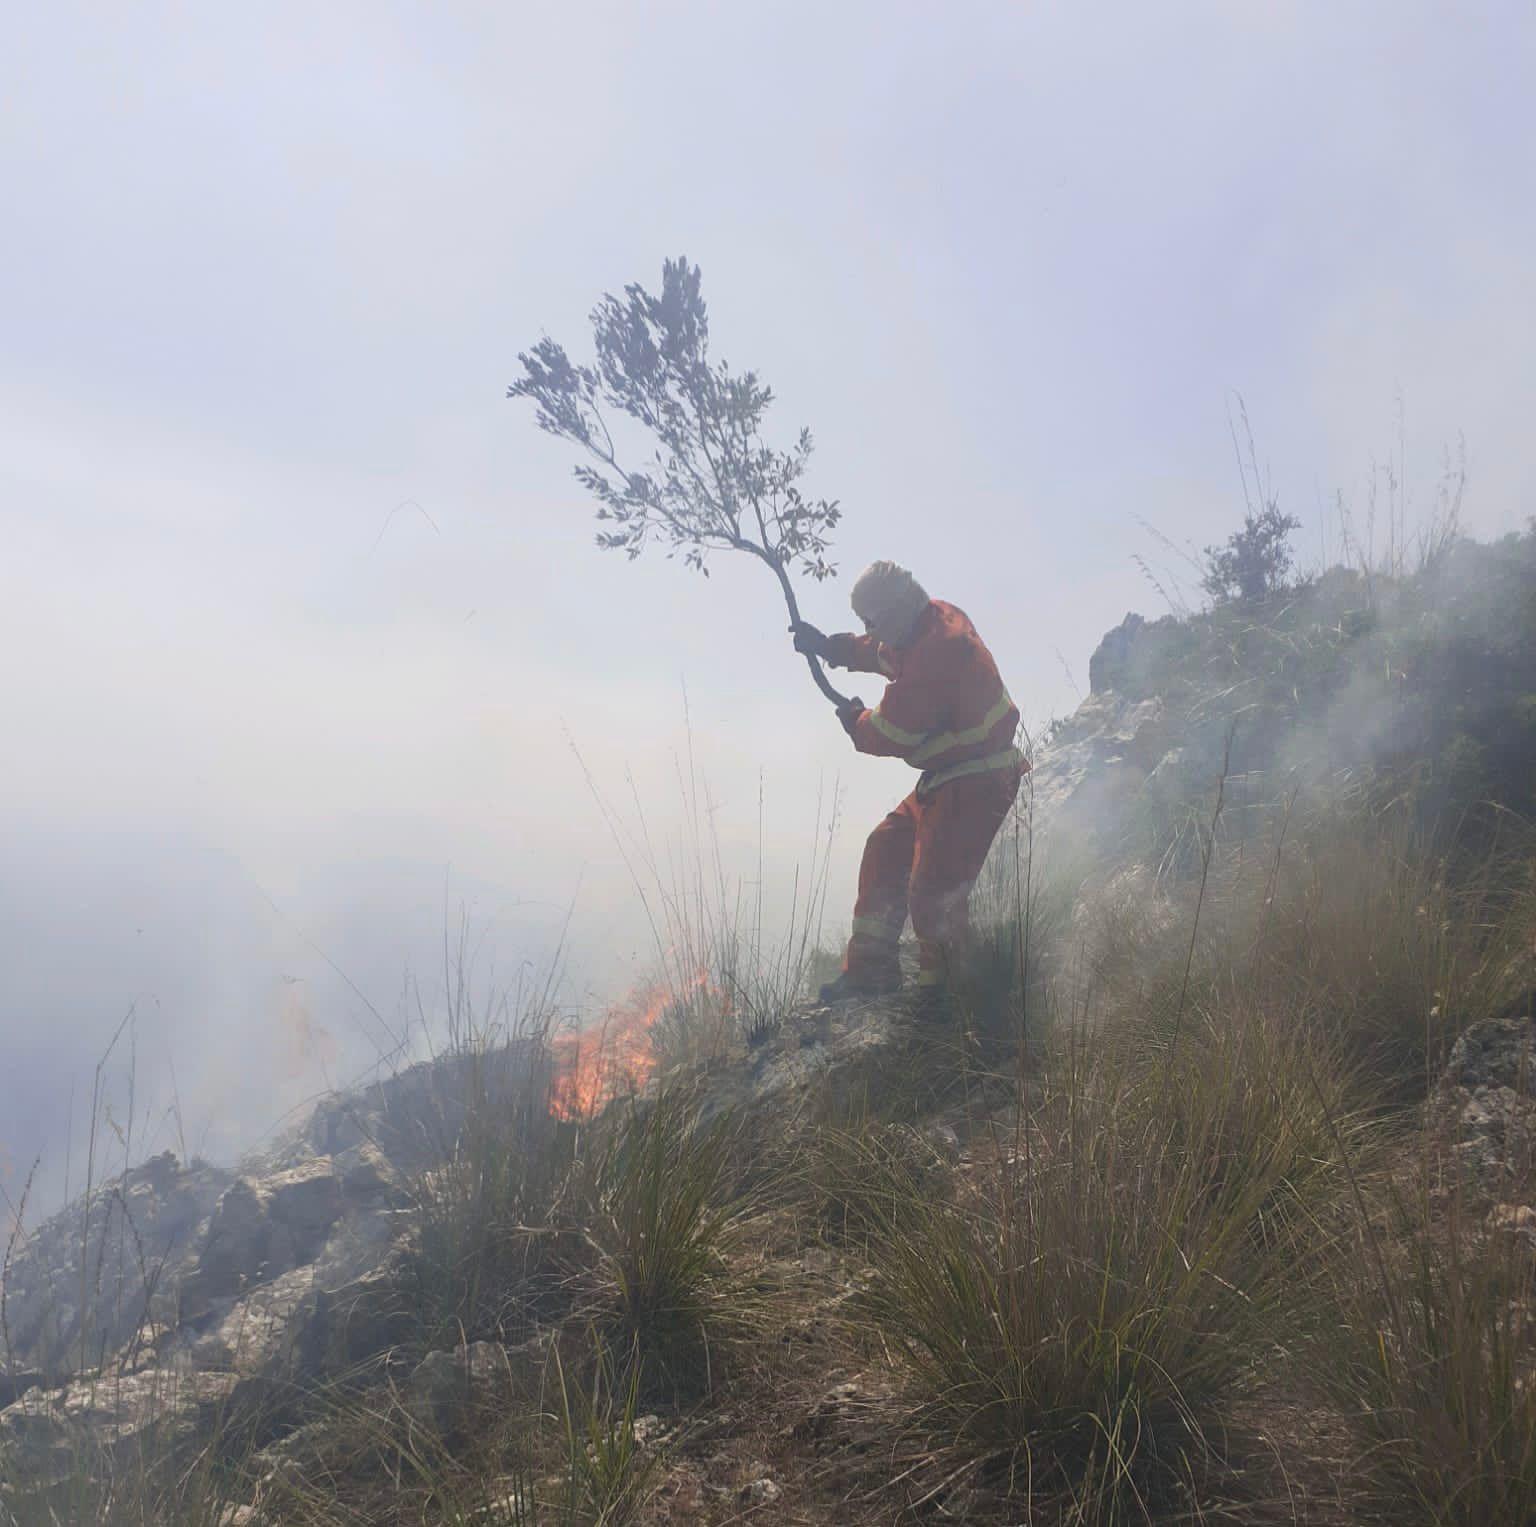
507;256;850;706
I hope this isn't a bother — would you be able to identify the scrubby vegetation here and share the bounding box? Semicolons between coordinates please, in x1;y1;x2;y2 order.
5;525;1536;1524
1101;520;1536;839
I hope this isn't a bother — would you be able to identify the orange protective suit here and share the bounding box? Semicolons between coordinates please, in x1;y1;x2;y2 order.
826;600;1026;989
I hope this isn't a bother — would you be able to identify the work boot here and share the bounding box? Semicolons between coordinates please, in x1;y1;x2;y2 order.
909;984;951;1026
817;970;902;1005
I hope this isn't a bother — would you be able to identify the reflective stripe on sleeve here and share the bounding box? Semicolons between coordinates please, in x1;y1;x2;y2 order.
868;708;927;748
909;690;1016;765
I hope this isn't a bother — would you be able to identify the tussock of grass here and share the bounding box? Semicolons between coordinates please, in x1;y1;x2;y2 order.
407;1029;583;1349
791;1116;953;1250
577;1088;752;1397
1246;802;1536;1094
1315;1181;1536;1526
849;1022;1353;1522
551;1341;660;1527
1137;998;1381;1250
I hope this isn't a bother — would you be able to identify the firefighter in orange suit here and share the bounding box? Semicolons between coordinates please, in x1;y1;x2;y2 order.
792;561;1027;1016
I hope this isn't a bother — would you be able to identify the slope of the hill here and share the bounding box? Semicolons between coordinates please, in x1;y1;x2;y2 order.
4;530;1535;1525
1033;526;1536;864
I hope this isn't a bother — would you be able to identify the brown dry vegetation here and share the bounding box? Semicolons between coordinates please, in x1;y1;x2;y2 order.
6;786;1535;1526
7;528;1536;1524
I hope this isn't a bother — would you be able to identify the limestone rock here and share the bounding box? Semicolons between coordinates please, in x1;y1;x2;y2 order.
1489;1203;1536;1250
292;1262;418;1375
191;1179;292;1312
338;1141;398;1200
1445;1016;1536;1094
264;1160;344;1259
406;1341;515;1432
1029;694;1174;851
0;1153;230;1375
1089;612;1147;694
185;1264;316;1374
1433;1016;1536;1191
921;1121;962;1162
1490;1202;1536;1230
0;1370;43;1409
739;1474;781;1507
0;1368;239;1486
796;1380;877;1450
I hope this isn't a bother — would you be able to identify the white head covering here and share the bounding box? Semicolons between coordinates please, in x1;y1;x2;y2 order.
850;561;930;646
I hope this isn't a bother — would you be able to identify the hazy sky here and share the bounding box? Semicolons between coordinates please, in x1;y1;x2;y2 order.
4;2;1534;1201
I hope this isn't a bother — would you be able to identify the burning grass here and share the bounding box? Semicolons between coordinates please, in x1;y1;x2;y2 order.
550;972;722;1124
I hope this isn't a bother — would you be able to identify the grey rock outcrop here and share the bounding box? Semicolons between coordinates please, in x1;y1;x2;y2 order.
1435;1014;1536;1187
405;1341;517;1433
1028;693;1183;854
1445;1016;1536;1093
0;1052;473;1493
0;1151;232;1379
179;1159;347;1319
0;1367;241;1487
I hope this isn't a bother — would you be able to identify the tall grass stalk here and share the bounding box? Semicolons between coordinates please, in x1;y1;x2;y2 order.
552;1339;659;1526
1164;721;1236;1085
567;716;839;1060
405;933;578;1348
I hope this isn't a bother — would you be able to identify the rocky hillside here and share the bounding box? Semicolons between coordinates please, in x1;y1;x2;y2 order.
1035;525;1536;862
0;1001;929;1518
4;532;1535;1525
6;992;1532;1523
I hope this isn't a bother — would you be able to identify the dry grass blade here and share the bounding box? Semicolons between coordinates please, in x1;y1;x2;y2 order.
1314;1177;1536;1525
576;1087;754;1400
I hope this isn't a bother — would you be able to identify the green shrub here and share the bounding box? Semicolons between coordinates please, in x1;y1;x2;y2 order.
1201;501;1302;605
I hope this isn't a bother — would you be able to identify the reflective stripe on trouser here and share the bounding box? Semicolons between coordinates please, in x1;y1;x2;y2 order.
843;762;1022;987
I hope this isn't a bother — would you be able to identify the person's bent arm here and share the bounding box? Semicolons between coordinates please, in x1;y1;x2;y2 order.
792;622;893;676
838;653;946;759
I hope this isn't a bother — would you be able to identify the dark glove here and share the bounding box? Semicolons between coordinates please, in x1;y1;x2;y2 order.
790;621;830;660
836;696;865;736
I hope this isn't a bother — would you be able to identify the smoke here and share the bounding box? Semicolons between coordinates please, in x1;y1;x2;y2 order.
5;1;1534;1224
0;736;853;1223
0;821;459;1214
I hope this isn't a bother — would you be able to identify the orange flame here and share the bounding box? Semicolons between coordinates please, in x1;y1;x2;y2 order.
276;981;338;1080
549;971;712;1121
